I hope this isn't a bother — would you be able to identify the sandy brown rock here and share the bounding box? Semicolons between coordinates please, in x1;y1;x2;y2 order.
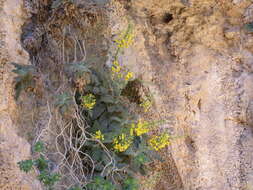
112;0;253;189
0;0;42;189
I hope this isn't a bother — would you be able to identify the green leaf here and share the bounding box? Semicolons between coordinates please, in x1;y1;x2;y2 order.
14;81;23;100
99;95;116;104
245;22;253;32
86;176;116;190
18;160;33;173
101;152;110;164
107;104;125;113
99;87;108;95
90;147;103;162
94;162;104;172
10;63;36;100
134;153;150;165
92;103;106;120
98;112;110;128
91;73;100;86
93;87;100;94
55;93;72;107
109;116;122;123
37;171;61;187
123;177;139;190
122;147;137;157
35;155;48;172
34;141;44;153
133;136;141;149
107;121;122;134
103;132;115;143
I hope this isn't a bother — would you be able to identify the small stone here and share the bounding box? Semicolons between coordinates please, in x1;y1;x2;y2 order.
224;27;240;39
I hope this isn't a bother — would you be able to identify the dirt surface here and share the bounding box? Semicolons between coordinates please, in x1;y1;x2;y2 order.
0;0;42;189
113;0;253;189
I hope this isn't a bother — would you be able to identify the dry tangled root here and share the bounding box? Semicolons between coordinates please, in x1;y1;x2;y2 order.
33;100;116;189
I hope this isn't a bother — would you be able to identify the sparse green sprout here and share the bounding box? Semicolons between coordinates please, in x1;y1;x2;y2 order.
37;171;61;188
18;159;33;173
55;93;73;108
34;141;44;153
123;177;139;190
17;141;61;189
10;62;36;100
81;93;96;110
244;22;253;32
134;153;150;165
86;176;116;190
35;155;48;172
55;93;74;115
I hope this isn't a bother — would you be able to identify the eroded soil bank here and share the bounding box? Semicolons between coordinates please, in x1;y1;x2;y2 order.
1;0;253;190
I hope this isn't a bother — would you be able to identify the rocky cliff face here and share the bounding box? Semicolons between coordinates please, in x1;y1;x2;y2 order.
111;0;253;189
0;0;42;189
1;0;253;189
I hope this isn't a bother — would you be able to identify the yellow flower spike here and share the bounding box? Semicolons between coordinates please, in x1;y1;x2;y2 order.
115;29;134;49
130;123;135;136
94;130;104;141
113;60;119;66
81;94;96;110
140;99;152;112
112;65;121;73
149;133;170;151
113;133;132;152
135;119;149;136
125;72;133;81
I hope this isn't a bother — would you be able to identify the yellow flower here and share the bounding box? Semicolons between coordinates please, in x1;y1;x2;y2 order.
149;133;170;151
113;60;119;66
112;65;121;73
115;32;134;49
135;119;149;136
81;94;96;110
125;72;133;81
140;99;152;112
111;60;122;78
130;120;150;136
130;123;135;136
113;133;132;152
94;130;104;141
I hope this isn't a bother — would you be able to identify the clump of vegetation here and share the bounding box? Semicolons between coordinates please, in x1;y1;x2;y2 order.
10;62;37;100
55;92;74;114
16;24;171;190
18;142;61;190
244;22;253;32
66;25;170;189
